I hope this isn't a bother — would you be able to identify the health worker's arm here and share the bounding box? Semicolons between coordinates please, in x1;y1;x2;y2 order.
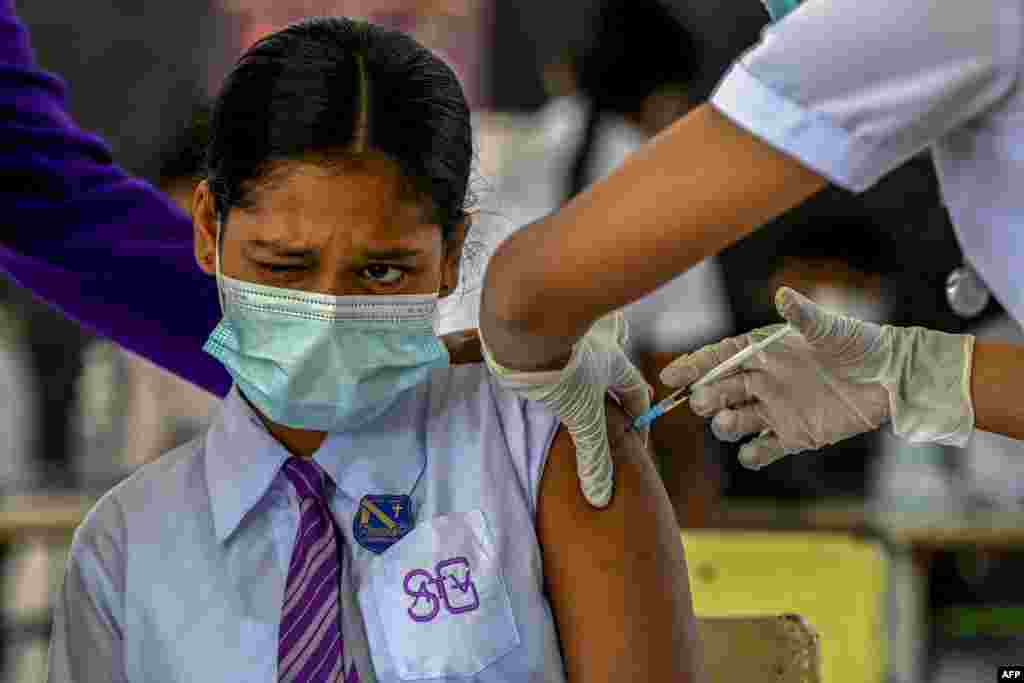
971;341;1024;442
0;0;228;396
480;104;825;370
537;397;705;682
480;0;1020;370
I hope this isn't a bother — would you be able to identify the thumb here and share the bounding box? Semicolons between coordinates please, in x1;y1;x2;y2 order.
775;287;834;345
573;420;614;508
610;357;653;452
609;351;653;424
555;384;615;508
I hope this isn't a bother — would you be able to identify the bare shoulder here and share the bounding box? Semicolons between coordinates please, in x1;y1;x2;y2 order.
536;397;704;682
541;397;658;516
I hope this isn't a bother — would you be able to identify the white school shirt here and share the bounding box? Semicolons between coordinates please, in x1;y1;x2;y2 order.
46;365;566;682
710;0;1024;325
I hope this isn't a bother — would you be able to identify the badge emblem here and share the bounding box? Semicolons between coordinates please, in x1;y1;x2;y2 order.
354;494;414;554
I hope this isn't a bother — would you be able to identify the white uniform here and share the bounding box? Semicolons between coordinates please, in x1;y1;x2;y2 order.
710;0;1024;324
48;367;566;682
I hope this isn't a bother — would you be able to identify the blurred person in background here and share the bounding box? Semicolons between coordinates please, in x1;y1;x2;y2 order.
68;105;222;490
112;104;220;470
0;304;39;494
65;104;223;491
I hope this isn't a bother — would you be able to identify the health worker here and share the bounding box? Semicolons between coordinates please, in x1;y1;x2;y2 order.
477;0;1024;488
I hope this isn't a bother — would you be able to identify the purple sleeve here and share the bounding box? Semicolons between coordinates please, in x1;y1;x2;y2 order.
0;0;229;397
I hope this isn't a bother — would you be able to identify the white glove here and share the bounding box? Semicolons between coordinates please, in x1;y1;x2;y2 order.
480;311;653;508
659;287;976;470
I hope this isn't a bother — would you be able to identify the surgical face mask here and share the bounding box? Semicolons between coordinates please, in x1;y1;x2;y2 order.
202;218;450;433
762;0;803;22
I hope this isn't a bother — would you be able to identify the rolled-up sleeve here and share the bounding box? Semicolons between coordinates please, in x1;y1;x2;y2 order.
47;495;127;683
710;0;1022;192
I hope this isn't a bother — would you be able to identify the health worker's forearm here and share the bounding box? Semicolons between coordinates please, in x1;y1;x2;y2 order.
480;103;826;371
971;340;1024;441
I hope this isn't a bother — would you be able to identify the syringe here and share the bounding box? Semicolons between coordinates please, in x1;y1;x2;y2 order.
631;324;793;431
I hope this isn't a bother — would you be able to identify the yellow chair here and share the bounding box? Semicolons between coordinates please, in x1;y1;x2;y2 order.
698;614;821;682
683;531;888;683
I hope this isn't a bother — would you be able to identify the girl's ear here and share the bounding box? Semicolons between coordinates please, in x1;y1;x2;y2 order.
192;181;219;276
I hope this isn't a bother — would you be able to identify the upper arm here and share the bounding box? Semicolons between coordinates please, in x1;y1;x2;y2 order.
536;398;705;682
47;502;126;683
712;0;1021;192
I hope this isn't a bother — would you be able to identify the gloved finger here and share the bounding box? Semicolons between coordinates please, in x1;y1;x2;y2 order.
775;286;882;363
610;355;653;425
689;373;754;416
562;393;615;509
614;311;629;348
776;286;848;348
590;310;626;346
612;379;652;451
738;432;787;470
710;405;769;443
576;431;614;508
659;336;749;388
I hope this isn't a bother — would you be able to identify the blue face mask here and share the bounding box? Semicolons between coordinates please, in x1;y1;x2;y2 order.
202;220;450;433
762;0;803;22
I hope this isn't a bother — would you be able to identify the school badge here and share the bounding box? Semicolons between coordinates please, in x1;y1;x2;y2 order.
354;494;414;554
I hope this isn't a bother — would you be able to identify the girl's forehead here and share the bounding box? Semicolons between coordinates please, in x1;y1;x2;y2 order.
240;159;440;246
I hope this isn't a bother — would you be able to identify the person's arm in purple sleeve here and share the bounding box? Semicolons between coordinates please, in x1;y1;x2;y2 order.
0;0;229;397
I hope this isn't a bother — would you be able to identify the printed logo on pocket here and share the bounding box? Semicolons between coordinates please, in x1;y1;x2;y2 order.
403;556;480;623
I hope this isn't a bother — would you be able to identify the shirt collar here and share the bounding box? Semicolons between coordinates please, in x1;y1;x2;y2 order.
205;386;290;545
205;381;432;545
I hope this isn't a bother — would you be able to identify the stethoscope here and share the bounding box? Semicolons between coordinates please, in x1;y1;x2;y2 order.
946;261;991;319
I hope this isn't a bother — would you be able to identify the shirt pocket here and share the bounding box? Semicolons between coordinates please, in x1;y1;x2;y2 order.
359;509;520;680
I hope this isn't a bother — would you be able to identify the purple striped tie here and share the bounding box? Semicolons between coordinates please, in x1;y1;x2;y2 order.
278;457;359;683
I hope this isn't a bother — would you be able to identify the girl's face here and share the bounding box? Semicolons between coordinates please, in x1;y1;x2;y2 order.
191;154;463;298
189;154;465;456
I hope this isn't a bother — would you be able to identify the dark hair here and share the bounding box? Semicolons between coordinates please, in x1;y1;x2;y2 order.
205;17;473;245
568;0;700;199
157;101;212;188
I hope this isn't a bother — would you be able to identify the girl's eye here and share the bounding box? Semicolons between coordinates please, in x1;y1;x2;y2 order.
362;265;407;285
260;263;307;274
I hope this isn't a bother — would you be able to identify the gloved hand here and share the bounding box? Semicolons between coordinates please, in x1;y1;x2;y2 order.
480;311;653;508
659;287;976;470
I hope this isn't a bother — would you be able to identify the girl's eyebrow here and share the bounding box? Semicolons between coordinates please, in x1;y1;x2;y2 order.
245;240;318;259
245;241;424;261
359;248;423;261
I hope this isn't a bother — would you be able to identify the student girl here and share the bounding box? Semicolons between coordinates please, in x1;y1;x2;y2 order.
0;4;703;681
